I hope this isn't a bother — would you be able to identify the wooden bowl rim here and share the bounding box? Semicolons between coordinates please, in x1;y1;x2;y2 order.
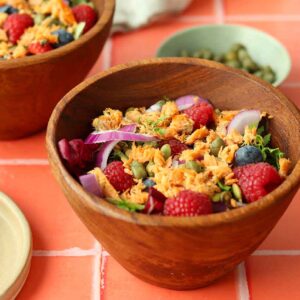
0;0;115;70
46;57;300;227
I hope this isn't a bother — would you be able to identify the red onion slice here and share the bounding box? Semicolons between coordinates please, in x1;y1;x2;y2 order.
85;131;158;144
175;95;210;111
95;124;137;170
146;102;163;112
227;110;261;135
142;187;166;214
96;140;119;170
79;173;103;197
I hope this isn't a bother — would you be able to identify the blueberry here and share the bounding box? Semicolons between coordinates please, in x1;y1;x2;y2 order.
143;179;156;188
0;5;18;14
235;145;263;166
52;29;74;48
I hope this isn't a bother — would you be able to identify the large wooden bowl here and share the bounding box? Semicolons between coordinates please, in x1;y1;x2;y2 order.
0;0;115;140
46;58;300;290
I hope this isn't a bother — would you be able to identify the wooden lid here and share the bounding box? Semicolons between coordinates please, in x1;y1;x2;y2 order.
0;192;32;300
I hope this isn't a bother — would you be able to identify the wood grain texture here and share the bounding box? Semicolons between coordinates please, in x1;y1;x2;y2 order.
46;58;300;290
0;0;115;140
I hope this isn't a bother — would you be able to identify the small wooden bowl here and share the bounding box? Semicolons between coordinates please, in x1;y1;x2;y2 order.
0;0;115;140
46;58;300;290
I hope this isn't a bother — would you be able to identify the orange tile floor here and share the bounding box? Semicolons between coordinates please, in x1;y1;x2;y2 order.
1;0;299;299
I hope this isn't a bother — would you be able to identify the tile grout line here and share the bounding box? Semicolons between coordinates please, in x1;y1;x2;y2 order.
214;0;224;24
0;159;49;165
92;241;101;300
32;249;300;257
32;247;99;256
177;14;300;23
236;262;250;300
253;249;300;256
226;14;300;22
100;250;107;294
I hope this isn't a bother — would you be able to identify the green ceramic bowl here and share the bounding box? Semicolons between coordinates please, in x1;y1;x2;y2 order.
156;24;291;86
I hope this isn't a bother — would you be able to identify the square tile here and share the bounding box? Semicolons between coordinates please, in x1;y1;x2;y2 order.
18;256;94;299
0;165;94;250
224;0;300;15
279;86;300;108
87;51;105;78
182;0;215;17
259;189;300;250
223;21;300;83
102;256;237;300
111;21;207;66
0;132;46;159
246;256;300;300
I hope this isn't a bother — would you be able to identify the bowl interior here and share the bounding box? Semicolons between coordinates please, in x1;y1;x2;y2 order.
157;24;291;86
53;59;300;170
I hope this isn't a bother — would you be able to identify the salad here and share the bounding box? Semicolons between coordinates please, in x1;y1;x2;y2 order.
58;95;291;217
0;0;97;59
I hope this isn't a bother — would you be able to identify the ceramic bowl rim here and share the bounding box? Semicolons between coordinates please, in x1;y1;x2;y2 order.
156;23;291;87
0;191;32;299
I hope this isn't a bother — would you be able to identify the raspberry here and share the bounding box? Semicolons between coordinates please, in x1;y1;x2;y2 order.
163;190;212;216
159;139;188;156
72;4;97;33
4;13;33;44
104;161;134;192
234;162;283;203
184;102;214;129
28;42;53;54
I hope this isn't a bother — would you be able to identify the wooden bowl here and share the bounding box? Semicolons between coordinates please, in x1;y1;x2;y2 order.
46;58;300;290
0;0;115;140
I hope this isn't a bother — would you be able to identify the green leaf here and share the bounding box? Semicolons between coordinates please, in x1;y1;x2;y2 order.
107;198;145;212
257;146;284;169
255;134;264;147
263;133;271;146
74;22;86;40
217;181;231;191
260;148;267;161
257;125;265;135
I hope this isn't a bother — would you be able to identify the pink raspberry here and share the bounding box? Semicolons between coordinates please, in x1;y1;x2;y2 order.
72;4;97;33
164;190;212;216
234;162;283;203
4;13;33;44
104;161;134;192
28;42;53;54
184;102;214;129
